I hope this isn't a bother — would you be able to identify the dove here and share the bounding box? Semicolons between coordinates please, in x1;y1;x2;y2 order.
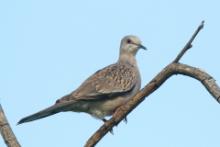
18;35;146;125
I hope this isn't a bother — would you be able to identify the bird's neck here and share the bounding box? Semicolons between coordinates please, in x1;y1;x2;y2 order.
118;53;137;65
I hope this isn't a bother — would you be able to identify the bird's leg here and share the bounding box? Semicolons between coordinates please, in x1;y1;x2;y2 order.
102;118;114;135
123;116;128;124
102;118;107;122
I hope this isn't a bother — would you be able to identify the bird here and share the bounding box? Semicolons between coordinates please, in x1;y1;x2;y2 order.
17;35;146;125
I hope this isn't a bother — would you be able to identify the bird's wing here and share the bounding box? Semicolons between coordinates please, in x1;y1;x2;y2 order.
60;62;138;102
18;63;139;124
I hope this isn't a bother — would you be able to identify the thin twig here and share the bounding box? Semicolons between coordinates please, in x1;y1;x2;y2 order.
173;21;205;63
0;104;21;147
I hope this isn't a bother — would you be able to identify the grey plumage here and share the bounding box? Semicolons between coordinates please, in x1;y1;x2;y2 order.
18;35;146;125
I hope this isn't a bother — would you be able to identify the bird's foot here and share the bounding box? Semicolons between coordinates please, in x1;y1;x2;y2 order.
123;117;128;124
102;118;114;135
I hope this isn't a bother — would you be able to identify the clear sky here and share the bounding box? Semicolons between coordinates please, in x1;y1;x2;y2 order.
1;0;220;147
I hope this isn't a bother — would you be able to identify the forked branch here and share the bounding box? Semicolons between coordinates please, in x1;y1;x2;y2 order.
85;21;220;147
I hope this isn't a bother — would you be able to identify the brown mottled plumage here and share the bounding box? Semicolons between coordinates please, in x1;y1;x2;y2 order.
18;35;146;124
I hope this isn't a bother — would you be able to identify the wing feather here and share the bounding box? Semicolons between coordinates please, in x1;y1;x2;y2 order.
60;62;138;102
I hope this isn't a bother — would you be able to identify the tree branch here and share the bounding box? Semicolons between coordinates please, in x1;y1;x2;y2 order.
84;21;220;147
85;63;220;147
0;104;21;147
173;20;204;63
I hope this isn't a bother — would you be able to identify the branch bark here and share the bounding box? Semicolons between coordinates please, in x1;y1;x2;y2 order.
173;20;204;63
0;104;21;147
85;21;220;147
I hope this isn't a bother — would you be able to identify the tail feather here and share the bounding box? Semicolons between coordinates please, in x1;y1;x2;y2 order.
17;100;76;125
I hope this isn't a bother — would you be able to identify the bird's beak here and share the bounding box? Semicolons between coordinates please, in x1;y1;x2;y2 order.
139;44;147;50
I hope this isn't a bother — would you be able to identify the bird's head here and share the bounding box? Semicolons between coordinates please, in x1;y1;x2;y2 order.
120;35;146;56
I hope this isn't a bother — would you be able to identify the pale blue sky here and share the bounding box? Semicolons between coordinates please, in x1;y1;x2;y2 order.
1;0;220;147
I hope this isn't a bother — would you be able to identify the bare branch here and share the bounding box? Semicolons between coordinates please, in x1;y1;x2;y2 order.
84;21;220;147
173;63;220;102
173;21;204;63
85;62;220;147
0;104;21;147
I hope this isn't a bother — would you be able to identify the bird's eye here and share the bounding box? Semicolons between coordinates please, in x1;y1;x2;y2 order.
127;39;132;44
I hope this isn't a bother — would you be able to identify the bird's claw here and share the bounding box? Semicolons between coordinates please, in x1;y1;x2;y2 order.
102;118;114;135
123;117;128;124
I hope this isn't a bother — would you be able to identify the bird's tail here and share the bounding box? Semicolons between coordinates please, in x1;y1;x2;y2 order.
17;100;76;125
